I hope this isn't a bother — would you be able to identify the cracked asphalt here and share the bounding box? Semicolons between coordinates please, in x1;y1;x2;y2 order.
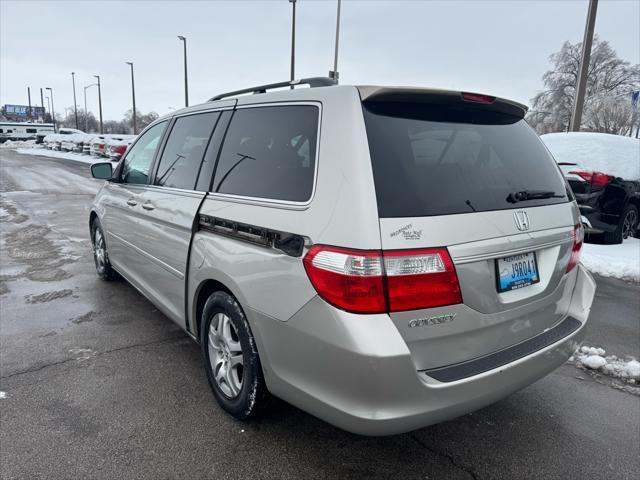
1;148;639;479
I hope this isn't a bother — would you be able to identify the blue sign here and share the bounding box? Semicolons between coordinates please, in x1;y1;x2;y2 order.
2;104;46;117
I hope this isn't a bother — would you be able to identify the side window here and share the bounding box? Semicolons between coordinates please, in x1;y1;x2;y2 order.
212;105;319;202
26;128;37;133
154;112;219;190
120;121;167;185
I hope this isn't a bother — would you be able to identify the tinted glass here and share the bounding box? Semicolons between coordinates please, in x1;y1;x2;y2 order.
363;102;568;218
212;105;318;202
155;112;220;190
120;121;167;184
196;111;232;192
26;128;37;133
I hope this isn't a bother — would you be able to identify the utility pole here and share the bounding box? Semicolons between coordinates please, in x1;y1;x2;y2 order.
569;0;598;132
27;87;32;120
46;87;56;132
330;0;342;82
94;75;103;134
40;88;45;121
289;0;296;87
126;62;137;134
71;72;79;129
178;36;189;107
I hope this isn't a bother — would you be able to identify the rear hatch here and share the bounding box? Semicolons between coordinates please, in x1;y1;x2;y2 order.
360;87;580;371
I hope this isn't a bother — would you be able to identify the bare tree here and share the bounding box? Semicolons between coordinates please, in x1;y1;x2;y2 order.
123;109;159;133
527;36;640;134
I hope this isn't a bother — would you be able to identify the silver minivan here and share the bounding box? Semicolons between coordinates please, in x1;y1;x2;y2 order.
90;78;596;435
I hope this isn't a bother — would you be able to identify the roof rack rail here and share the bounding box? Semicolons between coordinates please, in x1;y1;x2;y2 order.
208;77;336;101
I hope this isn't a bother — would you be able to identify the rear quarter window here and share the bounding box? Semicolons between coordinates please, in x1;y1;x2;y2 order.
211;105;319;202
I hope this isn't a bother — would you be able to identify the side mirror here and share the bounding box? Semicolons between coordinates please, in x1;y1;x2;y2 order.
91;162;113;180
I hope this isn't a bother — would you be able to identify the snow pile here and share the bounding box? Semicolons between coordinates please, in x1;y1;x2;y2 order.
104;135;135;146
15;147;103;165
571;345;640;384
43;132;95;145
541;132;640;180
0;139;38;149
581;238;640;282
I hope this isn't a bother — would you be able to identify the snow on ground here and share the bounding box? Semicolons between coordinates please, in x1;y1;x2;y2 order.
541;132;640;180
581;238;640;282
0;140;37;149
14;147;103;165
570;345;640;386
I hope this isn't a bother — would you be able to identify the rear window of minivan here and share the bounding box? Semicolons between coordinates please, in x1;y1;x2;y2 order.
363;102;569;218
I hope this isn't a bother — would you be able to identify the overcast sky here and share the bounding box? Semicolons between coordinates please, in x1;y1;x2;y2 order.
1;0;638;121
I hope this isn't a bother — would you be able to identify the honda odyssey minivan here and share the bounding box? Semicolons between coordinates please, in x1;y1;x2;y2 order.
89;78;596;435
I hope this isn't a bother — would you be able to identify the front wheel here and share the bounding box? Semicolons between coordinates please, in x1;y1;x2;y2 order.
201;291;268;420
91;219;118;280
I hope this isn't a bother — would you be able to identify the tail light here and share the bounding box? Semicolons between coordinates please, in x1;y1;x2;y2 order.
569;170;612;186
566;224;584;273
303;246;462;314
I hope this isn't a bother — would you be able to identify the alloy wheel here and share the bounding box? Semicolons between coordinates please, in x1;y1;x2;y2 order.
622;209;638;240
94;229;106;271
208;313;244;398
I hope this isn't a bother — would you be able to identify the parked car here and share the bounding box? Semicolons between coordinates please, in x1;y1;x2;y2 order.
104;135;135;161
542;132;640;244
90;136;107;156
89;78;596;436
43;128;86;151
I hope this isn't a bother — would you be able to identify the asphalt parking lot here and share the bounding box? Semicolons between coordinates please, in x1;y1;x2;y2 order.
1;148;639;480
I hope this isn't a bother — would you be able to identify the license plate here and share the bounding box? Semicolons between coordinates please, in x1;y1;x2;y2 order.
496;252;540;292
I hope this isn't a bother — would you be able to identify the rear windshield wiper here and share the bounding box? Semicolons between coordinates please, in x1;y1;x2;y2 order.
506;190;565;203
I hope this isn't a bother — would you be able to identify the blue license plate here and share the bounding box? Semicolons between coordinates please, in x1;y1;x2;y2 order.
496;252;540;292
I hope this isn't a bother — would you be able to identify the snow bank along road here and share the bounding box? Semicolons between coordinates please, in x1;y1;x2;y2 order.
1;149;638;480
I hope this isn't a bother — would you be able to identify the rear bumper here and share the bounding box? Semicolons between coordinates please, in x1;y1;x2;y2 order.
580;206;620;234
252;264;596;436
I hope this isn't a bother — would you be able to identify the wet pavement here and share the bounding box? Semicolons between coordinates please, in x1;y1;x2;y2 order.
1;148;639;479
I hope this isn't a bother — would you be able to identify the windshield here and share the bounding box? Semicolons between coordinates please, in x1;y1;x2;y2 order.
363;101;569;218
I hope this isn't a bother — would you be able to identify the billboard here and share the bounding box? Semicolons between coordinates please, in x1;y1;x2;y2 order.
2;104;46;117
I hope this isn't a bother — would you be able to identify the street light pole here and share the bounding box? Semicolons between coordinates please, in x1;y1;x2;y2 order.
40;88;45;121
71;72;79;129
569;0;598;132
331;0;342;82
126;62;137;134
27;87;32;120
289;0;296;87
178;36;189;107
84;83;98;132
94;75;103;134
46;87;56;132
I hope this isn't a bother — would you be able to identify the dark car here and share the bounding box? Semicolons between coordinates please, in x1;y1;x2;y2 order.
542;132;640;244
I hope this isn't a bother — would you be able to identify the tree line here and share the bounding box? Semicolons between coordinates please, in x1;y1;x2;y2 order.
54;109;159;134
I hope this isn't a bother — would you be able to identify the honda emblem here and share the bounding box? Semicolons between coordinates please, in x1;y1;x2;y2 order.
514;211;530;231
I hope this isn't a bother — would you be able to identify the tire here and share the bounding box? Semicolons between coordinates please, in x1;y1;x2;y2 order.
200;291;268;420
603;204;638;244
90;218;118;280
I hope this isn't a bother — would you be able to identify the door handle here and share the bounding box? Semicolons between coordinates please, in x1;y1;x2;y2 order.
141;202;155;211
126;198;137;207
